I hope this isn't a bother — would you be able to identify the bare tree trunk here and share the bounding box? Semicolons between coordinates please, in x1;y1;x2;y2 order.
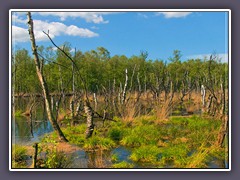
137;72;141;92
84;100;94;138
27;12;68;142
221;81;226;117
217;116;228;147
33;143;38;168
121;68;128;104
29;103;34;137
201;85;206;107
12;55;15;118
93;92;98;111
51;96;54;111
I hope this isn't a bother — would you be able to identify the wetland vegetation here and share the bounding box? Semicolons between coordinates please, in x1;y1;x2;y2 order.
11;12;229;169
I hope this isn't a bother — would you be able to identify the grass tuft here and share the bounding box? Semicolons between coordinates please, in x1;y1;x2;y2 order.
112;161;134;168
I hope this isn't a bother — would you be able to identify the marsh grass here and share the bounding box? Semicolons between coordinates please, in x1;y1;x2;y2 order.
39;114;226;168
130;145;160;163
12;144;28;168
84;136;116;151
112;161;134;168
14;109;24;117
87;150;110;168
120;124;162;147
111;153;119;162
159;143;190;167
107;127;123;141
119;100;140;124
43;149;74;168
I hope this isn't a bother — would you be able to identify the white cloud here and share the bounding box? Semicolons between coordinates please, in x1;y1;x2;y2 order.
138;13;148;19
50;46;75;53
12;26;29;42
91;26;99;30
12;19;98;42
187;53;228;63
34;12;116;24
12;14;27;24
156;12;192;18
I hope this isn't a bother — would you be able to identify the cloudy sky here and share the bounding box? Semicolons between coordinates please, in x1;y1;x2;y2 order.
11;10;229;62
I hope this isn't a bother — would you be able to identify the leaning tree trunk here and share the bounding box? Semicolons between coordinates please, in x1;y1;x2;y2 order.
27;12;68;142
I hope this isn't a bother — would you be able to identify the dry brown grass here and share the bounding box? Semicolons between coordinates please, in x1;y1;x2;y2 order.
87;150;109;168
120;100;140;124
154;94;178;123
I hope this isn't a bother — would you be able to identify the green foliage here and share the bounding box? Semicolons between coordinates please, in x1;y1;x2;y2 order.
111;153;119;162
83;136;116;151
12;46;228;95
14;110;23;117
38;138;73;168
120;124;162;147
130;145;160;163
12;144;28;168
38;115;226;168
159;143;190;167
44;149;73;168
112;161;134;168
12;144;28;162
107;127;123;141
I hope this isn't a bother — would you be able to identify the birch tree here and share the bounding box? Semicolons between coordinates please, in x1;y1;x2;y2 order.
27;12;68;142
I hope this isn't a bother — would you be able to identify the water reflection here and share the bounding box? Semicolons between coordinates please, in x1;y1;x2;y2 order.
13;115;53;144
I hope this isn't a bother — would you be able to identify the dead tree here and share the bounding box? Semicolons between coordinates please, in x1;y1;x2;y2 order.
84;100;94;138
27;12;68;142
121;68;128;104
42;29;96;138
201;85;206;107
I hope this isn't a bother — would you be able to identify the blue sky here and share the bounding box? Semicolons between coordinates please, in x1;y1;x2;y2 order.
11;10;229;62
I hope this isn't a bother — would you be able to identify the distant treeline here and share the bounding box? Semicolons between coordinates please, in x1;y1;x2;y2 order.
12;43;228;95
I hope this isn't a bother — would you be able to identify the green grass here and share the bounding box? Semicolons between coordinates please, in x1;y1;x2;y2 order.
14;110;24;117
120;124;162;147
12;144;28;168
112;161;134;168
44;149;73;168
159;143;190;167
83;136;116;151
111;153;119;162
130;145;160;163
107;127;123;141
40;115;226;168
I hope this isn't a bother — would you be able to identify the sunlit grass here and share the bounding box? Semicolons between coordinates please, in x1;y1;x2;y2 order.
83;136;116;151
112;161;134;168
39;114;226;168
12;144;28;168
130;145;160;163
